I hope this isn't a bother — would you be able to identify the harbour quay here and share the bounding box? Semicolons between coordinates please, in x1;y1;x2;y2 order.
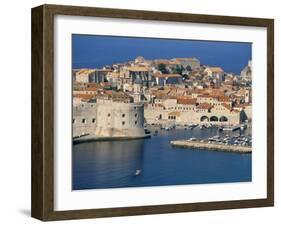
170;140;252;153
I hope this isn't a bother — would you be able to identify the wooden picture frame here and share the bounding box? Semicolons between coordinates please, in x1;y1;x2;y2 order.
31;4;274;221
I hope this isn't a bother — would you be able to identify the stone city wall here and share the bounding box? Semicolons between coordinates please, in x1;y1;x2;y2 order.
73;99;145;138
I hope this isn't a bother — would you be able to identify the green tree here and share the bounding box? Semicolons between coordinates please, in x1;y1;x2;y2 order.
172;65;183;75
158;63;167;74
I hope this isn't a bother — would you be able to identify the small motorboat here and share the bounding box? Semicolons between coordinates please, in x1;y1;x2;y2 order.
165;126;171;131
188;124;198;129
134;170;142;176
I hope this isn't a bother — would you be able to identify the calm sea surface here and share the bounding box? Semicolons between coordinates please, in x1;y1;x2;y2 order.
72;35;252;74
72;127;252;190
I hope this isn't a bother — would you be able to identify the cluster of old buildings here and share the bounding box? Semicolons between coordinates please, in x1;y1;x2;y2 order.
72;56;252;139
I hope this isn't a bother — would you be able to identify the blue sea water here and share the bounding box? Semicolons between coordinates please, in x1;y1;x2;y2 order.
72;127;251;190
72;34;252;74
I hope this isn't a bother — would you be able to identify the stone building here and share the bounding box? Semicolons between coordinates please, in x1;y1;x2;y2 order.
154;74;182;86
172;58;200;70
204;67;225;83
233;88;252;104
75;68;111;83
240;60;252;81
73;97;147;141
197;94;232;107
120;66;153;87
144;96;243;125
75;69;95;83
89;69;111;83
106;71;121;89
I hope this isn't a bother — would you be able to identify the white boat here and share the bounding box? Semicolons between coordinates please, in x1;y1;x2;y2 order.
134;170;141;176
223;125;240;131
188;124;198;129
165;126;171;131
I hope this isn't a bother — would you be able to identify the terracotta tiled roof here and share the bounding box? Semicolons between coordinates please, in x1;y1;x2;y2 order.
222;103;232;111
154;74;182;78
197;103;213;110
84;87;100;91
73;94;96;99
100;82;112;87
217;96;230;102
198;94;212;98
177;98;197;105
197;94;230;102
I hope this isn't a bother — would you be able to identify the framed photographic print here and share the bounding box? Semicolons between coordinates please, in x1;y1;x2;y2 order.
31;4;274;221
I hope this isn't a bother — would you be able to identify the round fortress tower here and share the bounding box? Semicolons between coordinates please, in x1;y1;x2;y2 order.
94;99;145;138
73;98;147;142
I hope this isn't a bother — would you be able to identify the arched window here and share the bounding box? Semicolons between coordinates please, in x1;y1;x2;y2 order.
200;116;209;122
210;116;218;122
219;116;228;122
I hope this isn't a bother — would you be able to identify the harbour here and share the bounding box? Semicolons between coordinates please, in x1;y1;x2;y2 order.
71;36;253;190
72;124;252;190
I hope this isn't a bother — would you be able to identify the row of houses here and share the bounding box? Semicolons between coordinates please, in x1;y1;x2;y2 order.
74;65;227;90
144;95;247;125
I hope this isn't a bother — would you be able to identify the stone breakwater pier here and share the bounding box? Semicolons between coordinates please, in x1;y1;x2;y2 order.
170;140;252;153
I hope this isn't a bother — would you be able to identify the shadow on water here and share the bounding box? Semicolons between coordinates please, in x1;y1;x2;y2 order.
73;139;145;190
